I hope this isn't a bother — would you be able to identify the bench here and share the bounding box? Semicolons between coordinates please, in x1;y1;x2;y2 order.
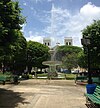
0;76;6;85
92;77;100;84
85;85;100;108
75;76;87;83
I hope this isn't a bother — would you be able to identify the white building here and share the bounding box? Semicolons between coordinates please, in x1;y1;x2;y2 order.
43;37;73;47
43;37;51;47
64;37;73;46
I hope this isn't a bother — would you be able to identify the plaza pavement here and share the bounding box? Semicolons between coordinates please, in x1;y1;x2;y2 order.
0;79;87;108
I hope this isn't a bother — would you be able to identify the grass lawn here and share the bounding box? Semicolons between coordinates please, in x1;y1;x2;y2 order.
65;74;76;80
37;73;76;80
37;73;48;77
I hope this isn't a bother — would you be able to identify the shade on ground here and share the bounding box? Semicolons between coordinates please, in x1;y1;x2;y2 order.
0;79;87;108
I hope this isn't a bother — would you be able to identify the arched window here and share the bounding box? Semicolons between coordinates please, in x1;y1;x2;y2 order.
45;43;46;46
66;42;68;45
69;42;71;45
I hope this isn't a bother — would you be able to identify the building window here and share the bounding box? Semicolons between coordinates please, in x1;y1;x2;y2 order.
48;42;49;46
66;42;68;45
69;42;71;45
45;43;46;46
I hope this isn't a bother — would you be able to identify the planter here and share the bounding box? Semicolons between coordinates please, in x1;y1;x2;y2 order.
86;84;96;94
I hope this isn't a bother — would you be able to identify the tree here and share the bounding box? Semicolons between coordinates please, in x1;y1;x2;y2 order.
0;0;25;72
0;0;25;46
57;45;82;71
82;20;100;69
0;31;27;74
11;32;27;74
77;50;87;69
27;41;50;73
62;52;78;71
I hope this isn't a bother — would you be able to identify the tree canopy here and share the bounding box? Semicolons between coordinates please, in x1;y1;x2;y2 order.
11;32;27;73
0;0;26;73
57;45;82;70
77;50;87;69
82;20;100;69
0;0;25;46
27;41;50;73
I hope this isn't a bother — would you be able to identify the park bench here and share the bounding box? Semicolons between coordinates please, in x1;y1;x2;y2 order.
92;77;100;84
75;76;87;83
5;74;19;84
85;85;100;108
0;76;6;85
0;72;18;85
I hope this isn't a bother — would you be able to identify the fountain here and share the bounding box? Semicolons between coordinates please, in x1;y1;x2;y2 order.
42;45;62;79
42;3;62;79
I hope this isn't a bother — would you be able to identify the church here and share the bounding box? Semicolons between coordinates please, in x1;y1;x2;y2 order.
43;37;73;47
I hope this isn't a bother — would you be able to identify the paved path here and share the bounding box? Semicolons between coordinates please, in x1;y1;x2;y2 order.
0;79;87;108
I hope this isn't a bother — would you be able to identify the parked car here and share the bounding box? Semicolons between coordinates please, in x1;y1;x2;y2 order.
71;70;79;74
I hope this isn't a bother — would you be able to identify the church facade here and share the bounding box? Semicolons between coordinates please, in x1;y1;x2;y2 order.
43;37;73;47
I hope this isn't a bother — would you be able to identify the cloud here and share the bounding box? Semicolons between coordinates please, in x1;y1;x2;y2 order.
26;36;43;43
43;7;71;37
30;0;45;3
23;2;27;6
20;24;26;32
80;2;100;18
26;31;44;43
48;0;52;1
36;10;51;23
69;2;100;34
45;2;100;46
31;0;54;2
24;2;100;47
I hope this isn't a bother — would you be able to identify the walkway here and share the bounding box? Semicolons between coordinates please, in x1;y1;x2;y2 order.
0;79;87;108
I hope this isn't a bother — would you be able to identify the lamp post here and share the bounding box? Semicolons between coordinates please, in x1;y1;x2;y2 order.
81;38;92;84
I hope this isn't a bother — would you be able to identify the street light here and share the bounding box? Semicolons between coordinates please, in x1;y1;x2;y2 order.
81;38;92;84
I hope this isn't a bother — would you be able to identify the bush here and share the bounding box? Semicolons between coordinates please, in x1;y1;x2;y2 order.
28;74;33;79
22;74;29;79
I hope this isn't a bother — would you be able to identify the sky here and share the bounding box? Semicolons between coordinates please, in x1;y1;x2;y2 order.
18;0;100;47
